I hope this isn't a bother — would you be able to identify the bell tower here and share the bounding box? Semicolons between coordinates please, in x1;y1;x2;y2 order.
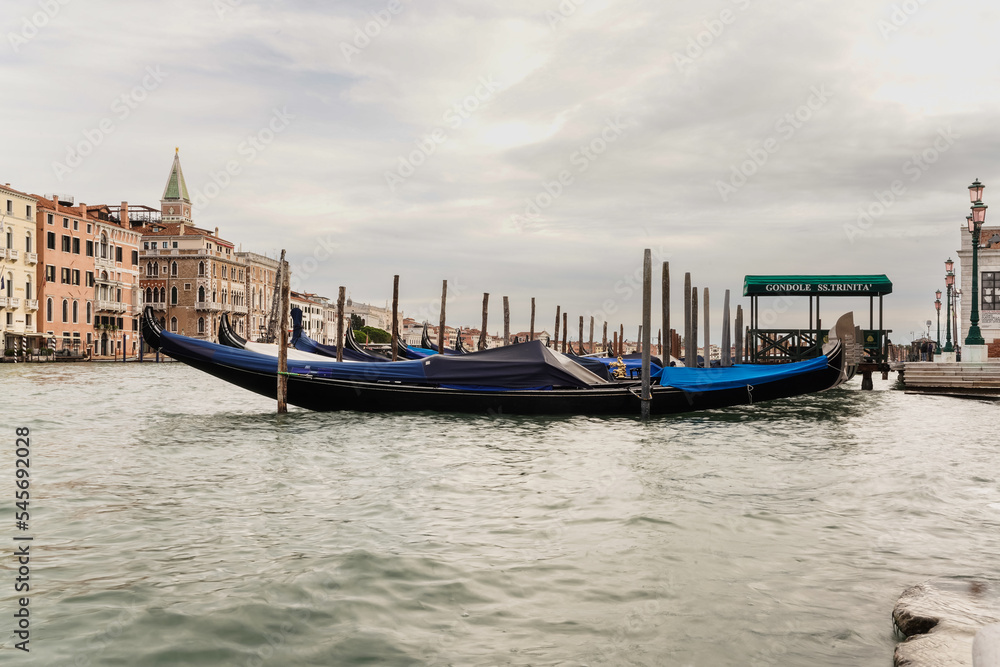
161;148;192;223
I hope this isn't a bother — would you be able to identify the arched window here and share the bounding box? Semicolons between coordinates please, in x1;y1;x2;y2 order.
4;273;11;297
171;261;177;277
145;287;152;303
25;231;31;252
198;261;205;276
198;286;205;302
86;302;92;324
46;298;52;322
24;277;31;300
145;261;152;276
159;287;165;302
100;233;108;259
198;317;205;334
170;286;178;305
62;299;68;322
170;317;177;332
72;300;78;323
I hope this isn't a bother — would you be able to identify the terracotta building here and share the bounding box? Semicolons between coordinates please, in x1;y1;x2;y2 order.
86;203;142;358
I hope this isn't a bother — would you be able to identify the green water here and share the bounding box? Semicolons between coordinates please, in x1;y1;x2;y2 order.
1;362;998;665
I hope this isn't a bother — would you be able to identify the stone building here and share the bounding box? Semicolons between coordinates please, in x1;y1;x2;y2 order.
87;203;142;358
1;183;40;354
957;219;1000;358
238;251;279;342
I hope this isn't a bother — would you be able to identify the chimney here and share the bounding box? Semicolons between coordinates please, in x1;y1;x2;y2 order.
214;227;219;238
179;223;185;235
120;201;128;224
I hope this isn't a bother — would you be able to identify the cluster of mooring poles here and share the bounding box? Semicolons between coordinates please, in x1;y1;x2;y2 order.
275;248;742;419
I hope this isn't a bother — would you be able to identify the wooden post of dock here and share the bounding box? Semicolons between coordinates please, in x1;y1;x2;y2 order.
529;297;535;342
721;289;731;367
479;293;488;351
336;285;345;363
619;324;624;356
613;331;618;357
391;275;399;361
735;304;743;364
662;262;670;363
684;273;692;367
438;280;447;354
690;286;698;367
589;316;594;354
602;321;608;353
703;288;710;369
503;296;510;346
562;311;568;353
641;249;652;419
277;251;290;413
578;315;584;355
553;306;560;349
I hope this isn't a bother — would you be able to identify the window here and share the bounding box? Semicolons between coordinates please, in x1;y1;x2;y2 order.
984;272;1000;311
5;313;10;327
131;250;138;266
25;314;31;328
72;301;78;323
5;200;11;214
184;283;191;291
145;287;152;303
198;317;205;334
198;286;205;301
24;280;31;299
143;242;149;250
63;217;68;228
86;240;94;257
72;237;80;254
85;271;94;287
116;247;123;263
162;241;167;249
61;268;70;284
46;298;52;322
86;302;91;324
47;232;55;250
198;261;205;276
170;317;177;332
171;261;177;276
25;232;31;252
47;214;53;225
72;269;80;285
170;286;177;305
25;205;31;219
86;223;91;233
172;241;178;249
73;220;78;231
61;235;70;252
45;265;55;283
62;299;68;322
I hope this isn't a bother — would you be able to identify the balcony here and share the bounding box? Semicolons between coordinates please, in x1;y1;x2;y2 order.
4;249;19;262
7;297;20;308
24;299;37;311
96;299;127;313
0;297;8;308
146;301;166;310
95;256;115;269
196;301;221;311
232;303;247;314
24;252;37;265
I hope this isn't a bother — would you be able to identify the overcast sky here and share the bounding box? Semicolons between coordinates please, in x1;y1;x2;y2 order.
4;0;998;343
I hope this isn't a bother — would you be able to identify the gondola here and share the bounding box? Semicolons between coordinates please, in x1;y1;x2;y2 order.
141;307;857;416
421;322;462;355
216;312;378;363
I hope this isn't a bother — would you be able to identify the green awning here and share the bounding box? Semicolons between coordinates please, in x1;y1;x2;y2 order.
743;275;892;297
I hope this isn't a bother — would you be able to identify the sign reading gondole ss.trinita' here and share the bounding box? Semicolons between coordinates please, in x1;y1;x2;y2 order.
742;275;893;297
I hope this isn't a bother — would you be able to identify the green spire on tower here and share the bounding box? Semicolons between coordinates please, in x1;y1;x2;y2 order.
162;147;191;202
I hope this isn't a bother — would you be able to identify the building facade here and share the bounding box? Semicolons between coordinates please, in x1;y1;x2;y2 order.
35;195;97;356
957;221;1000;357
1;184;40;355
238;251;279;342
88;204;142;358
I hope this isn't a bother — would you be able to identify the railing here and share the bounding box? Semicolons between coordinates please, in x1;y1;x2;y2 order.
24;299;37;311
96;300;127;313
0;297;8;308
4;249;19;262
146;300;166;310
196;301;221;311
232;303;247;314
95;256;115;269
747;328;890;364
24;252;37;265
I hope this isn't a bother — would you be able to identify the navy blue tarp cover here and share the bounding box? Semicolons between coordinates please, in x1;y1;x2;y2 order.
161;331;606;389
290;308;388;363
652;354;831;391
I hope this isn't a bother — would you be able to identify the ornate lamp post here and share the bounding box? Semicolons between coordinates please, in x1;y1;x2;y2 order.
965;179;987;347
943;260;955;353
935;290;942;353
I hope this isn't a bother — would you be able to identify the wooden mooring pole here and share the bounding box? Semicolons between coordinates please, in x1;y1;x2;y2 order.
391;275;399;361
662;262;670;362
479;293;488;351
684;273;692;367
703;287;710;369
721;289;731;367
438;280;447;354
336;285;345;363
589;316;594;354
578;315;584;355
529;297;535;342
277;250;289;413
602;321;608;353
690;285;698;367
553;306;560;349
641;249;652;419
562;311;568;353
503;296;510;346
735;305;744;364
619;324;624;356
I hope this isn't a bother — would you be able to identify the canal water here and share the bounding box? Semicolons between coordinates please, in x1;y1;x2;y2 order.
1;362;998;666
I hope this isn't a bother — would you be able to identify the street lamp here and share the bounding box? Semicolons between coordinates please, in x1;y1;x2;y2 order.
944;262;955;352
935;291;942;353
965;179;987;346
